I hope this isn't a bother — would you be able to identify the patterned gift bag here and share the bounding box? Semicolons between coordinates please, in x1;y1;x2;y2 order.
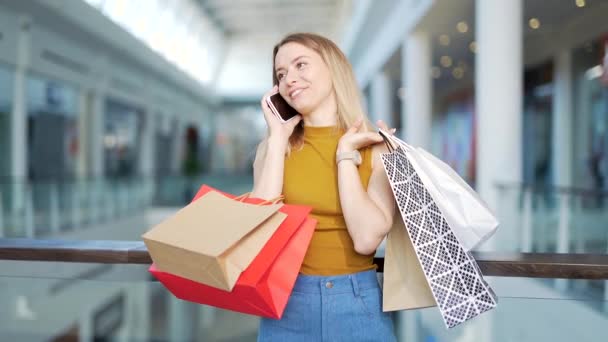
379;131;498;329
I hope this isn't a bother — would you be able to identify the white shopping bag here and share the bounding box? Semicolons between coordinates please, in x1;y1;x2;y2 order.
378;131;498;328
379;130;499;251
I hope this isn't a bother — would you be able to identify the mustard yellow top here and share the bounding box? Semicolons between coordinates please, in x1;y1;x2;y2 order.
283;125;376;275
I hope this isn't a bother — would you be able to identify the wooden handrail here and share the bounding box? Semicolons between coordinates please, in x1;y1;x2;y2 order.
0;238;607;280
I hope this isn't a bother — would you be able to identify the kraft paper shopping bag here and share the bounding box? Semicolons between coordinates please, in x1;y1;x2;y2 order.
383;216;436;312
143;188;286;291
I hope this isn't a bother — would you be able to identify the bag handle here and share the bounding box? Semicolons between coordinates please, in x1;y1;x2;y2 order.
378;129;413;152
378;129;396;153
234;192;284;206
257;196;284;205
234;192;251;202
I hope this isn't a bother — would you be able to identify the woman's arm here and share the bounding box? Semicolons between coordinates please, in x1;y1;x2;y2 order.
337;143;395;255
251;86;302;200
251;137;288;200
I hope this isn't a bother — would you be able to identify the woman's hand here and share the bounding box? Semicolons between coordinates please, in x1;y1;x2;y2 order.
337;118;396;153
261;86;302;145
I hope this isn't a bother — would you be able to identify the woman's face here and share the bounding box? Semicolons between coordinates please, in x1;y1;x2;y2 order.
274;42;334;116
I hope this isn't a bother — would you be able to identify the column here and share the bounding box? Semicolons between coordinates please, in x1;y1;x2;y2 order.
475;0;523;239
474;0;522;339
90;84;106;180
87;59;109;223
123;284;150;341
171;119;185;175
397;30;432;340
370;71;394;127
139;109;155;179
552;50;574;290
168;297;195;342
87;56;110;180
396;311;419;342
552;50;574;188
76;89;90;179
403;31;432;149
78;308;93;342
10;16;31;211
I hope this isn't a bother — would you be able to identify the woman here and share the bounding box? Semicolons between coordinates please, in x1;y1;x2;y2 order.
252;33;397;342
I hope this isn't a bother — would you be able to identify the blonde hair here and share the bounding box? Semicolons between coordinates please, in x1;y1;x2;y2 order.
272;33;373;150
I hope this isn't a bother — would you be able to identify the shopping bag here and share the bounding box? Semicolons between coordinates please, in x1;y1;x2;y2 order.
379;130;498;251
379;131;498;329
150;185;316;319
382;215;435;312
142;186;287;291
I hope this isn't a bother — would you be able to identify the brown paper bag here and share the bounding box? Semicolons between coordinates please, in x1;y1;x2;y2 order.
383;215;436;311
142;191;287;291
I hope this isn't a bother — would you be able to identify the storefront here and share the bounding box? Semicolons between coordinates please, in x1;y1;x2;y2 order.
26;74;79;181
431;89;476;186
522;62;553;186
103;99;143;179
154;113;176;178
572;34;608;193
0;64;12;180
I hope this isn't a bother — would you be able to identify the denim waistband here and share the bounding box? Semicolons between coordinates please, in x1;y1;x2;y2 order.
292;270;380;295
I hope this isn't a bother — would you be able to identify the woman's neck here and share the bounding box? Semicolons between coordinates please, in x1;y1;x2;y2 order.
303;93;338;127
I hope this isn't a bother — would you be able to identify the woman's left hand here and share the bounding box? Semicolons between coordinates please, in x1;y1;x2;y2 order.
337;118;396;153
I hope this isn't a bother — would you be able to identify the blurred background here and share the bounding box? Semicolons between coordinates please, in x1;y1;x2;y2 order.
0;0;607;341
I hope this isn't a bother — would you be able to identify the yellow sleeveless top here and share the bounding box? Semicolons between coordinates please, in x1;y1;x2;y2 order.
283;125;377;275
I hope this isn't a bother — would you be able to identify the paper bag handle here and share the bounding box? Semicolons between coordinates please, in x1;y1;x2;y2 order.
234;192;251;201
234;192;284;205
378;129;413;153
257;196;284;205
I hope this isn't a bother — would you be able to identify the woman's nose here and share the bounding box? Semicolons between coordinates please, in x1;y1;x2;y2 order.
285;70;298;84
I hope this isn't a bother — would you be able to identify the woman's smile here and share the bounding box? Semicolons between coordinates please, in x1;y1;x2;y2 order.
289;87;306;100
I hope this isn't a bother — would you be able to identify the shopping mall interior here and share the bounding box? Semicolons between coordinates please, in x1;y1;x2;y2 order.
0;0;607;341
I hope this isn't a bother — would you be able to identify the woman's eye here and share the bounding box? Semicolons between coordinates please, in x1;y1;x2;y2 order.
297;62;306;69
277;73;284;80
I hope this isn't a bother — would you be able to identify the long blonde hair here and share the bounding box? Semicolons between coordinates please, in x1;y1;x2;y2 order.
272;33;373;150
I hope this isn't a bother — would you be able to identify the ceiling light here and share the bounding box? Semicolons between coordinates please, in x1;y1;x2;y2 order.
431;67;441;79
452;67;464;79
440;56;453;68
439;34;450;46
576;0;586;7
529;18;541;29
469;41;477;53
457;21;469;33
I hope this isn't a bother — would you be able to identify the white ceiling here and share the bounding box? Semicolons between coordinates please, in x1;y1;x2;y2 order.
197;0;352;36
194;0;356;100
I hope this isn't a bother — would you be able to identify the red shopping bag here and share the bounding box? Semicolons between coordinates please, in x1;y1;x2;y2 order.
149;185;316;319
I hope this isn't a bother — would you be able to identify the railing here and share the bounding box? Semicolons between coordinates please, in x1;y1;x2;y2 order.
0;178;155;238
0;238;607;280
1;179;607;341
0;174;253;239
495;183;608;255
0;239;606;341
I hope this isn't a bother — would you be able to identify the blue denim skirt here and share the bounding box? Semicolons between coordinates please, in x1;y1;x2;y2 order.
257;269;396;341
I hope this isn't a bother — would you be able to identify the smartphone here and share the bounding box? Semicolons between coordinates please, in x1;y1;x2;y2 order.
265;91;300;123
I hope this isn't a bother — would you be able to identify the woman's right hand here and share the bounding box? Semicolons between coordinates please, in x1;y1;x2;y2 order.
261;86;302;145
